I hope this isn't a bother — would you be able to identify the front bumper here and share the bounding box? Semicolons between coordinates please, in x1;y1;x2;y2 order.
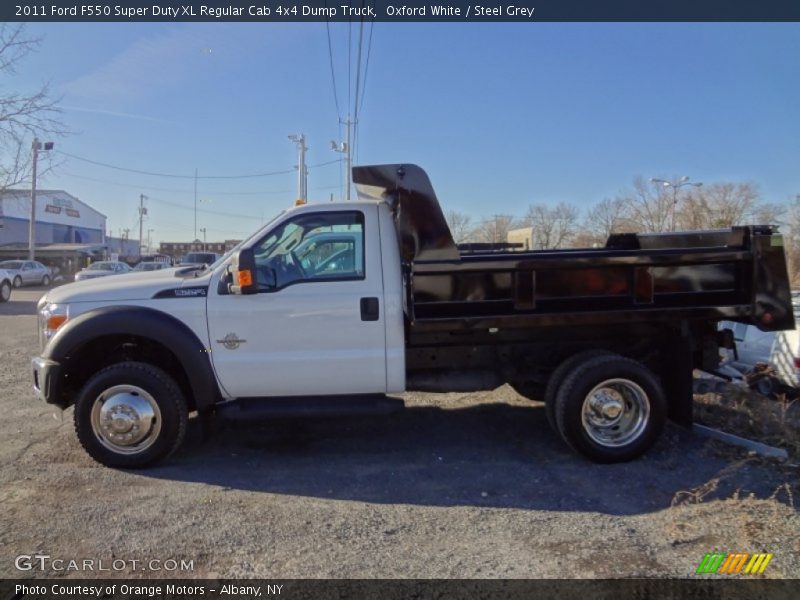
32;356;66;408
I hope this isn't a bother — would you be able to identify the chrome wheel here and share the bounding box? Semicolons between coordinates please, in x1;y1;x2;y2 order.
13;276;22;288
90;385;161;455
581;378;650;447
0;281;10;301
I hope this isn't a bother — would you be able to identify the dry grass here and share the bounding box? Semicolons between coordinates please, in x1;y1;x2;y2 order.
693;385;800;460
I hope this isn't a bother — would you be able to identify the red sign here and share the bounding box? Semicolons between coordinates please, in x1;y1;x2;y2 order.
65;208;80;218
45;205;61;214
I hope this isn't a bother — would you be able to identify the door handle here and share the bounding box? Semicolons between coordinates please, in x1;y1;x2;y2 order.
360;297;379;321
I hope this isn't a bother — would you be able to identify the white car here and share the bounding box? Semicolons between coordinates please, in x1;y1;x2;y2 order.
0;269;13;302
0;260;52;288
719;318;800;390
74;261;132;281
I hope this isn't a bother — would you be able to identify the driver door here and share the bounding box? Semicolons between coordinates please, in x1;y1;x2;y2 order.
206;207;387;398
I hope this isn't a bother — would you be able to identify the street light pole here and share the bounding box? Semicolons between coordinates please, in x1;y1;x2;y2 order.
200;227;207;251
138;194;148;258
650;176;703;232
288;134;308;203
28;139;54;260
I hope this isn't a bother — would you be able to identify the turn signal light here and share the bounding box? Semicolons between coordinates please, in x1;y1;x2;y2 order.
237;270;253;287
46;314;68;331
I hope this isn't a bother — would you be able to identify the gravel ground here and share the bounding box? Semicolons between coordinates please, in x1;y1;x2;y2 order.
1;289;799;579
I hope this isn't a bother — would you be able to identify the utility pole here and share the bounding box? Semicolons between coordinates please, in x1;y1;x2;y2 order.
193;168;198;241
147;229;154;254
28;138;54;260
288;134;308;203
200;227;207;251
138;194;148;257
331;116;355;201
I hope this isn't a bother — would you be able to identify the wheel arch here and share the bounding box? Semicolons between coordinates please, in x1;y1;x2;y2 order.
44;306;219;412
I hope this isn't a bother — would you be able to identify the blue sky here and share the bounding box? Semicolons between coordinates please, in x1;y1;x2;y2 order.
11;22;800;243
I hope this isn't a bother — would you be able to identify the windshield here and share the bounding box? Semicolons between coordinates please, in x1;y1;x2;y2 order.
0;261;23;269
182;253;216;264
134;262;165;271
87;262;113;271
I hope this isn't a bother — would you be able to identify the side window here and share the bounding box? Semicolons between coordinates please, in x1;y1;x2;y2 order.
252;211;364;292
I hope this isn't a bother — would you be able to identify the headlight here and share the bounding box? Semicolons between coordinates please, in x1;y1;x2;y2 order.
39;303;69;350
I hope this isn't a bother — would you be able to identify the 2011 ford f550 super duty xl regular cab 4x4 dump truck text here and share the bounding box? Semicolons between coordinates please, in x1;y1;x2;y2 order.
32;164;795;468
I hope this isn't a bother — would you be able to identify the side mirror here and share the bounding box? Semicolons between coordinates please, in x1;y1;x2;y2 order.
229;248;258;295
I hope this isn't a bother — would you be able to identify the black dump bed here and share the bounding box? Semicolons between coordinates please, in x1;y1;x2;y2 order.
352;164;795;335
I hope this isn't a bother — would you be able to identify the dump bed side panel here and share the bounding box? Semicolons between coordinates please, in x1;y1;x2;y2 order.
409;226;794;334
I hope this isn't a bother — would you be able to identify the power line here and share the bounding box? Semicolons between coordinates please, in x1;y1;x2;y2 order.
358;20;375;120
352;9;365;158
347;21;352;117
58;150;296;180
324;8;341;120
62;170;340;197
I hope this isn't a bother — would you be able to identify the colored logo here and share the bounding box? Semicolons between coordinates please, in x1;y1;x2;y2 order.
696;553;773;575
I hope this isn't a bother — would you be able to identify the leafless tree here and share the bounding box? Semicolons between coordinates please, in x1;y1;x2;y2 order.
584;197;633;243
445;210;473;244
786;195;800;285
522;201;579;249
472;214;516;244
0;24;64;192
752;201;786;226
676;182;761;230
619;176;674;233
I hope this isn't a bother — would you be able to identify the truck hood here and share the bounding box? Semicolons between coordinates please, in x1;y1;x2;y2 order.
45;267;212;304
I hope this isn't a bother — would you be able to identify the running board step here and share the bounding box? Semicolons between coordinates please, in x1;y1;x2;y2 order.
215;394;404;421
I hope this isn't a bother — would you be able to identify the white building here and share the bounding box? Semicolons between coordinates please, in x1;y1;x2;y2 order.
0;189;106;246
507;226;534;250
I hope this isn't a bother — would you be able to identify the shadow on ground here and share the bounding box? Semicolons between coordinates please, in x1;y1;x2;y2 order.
142;402;791;516
0;300;38;315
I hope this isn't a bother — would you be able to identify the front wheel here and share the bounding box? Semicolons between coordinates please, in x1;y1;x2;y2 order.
554;355;666;463
0;280;11;302
74;362;188;468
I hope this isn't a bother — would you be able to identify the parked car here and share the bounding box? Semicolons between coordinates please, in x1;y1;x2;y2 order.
0;260;52;287
74;261;132;281
718;319;800;391
133;261;172;272
180;252;219;267
0;269;13;302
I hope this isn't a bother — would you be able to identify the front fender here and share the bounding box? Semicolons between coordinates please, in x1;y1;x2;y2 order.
44;305;219;411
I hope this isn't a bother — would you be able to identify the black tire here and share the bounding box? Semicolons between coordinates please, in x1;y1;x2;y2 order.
0;280;10;303
13;275;22;288
543;349;616;432
74;361;188;468
554;354;666;463
41;274;51;287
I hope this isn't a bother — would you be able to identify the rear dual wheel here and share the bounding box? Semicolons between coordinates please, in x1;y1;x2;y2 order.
553;354;667;463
